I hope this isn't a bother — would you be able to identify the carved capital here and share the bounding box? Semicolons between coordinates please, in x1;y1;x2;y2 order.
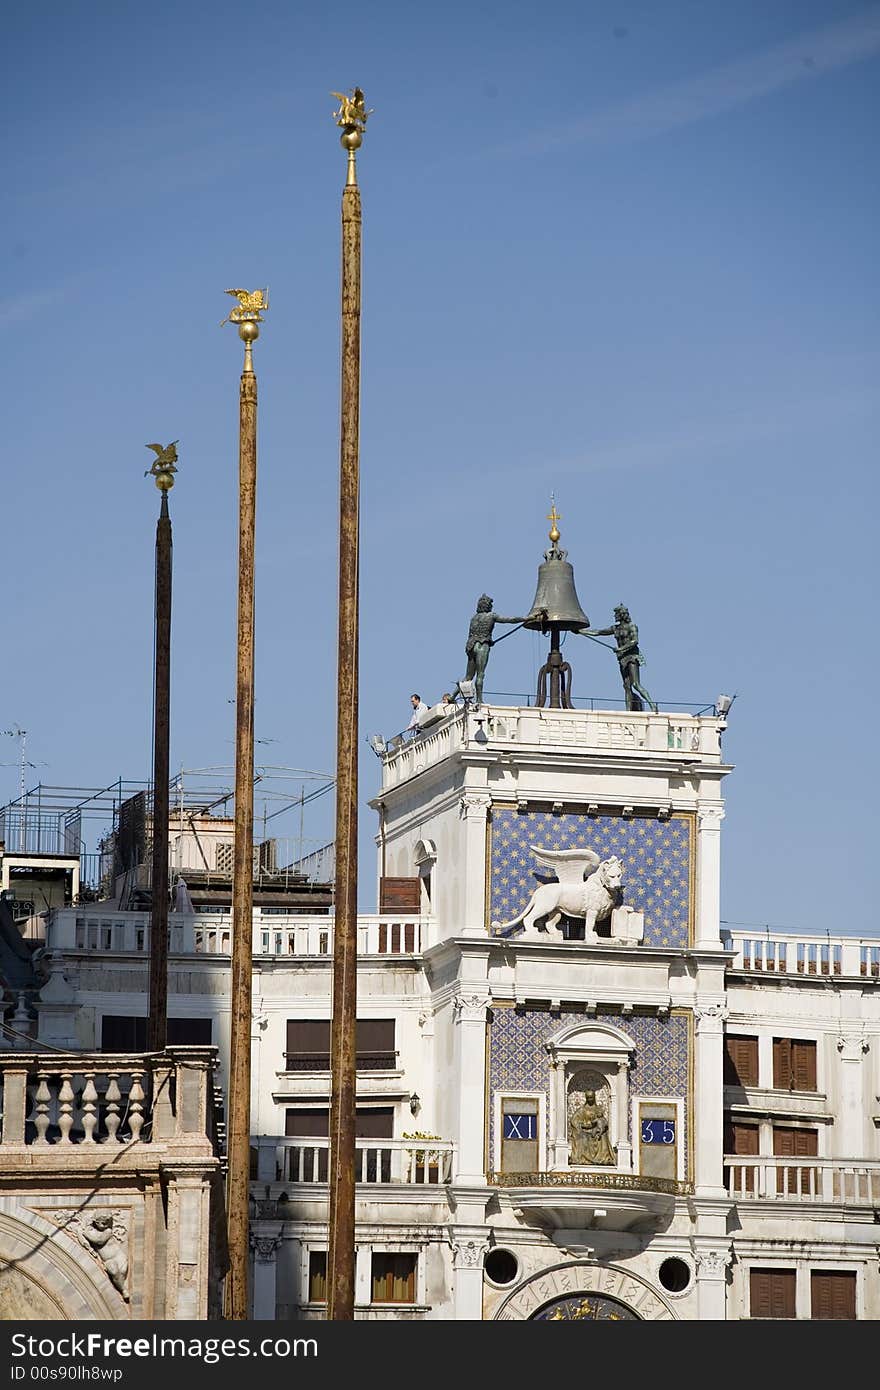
452;992;490;1024
695;1247;732;1279
697;805;725;832
694;1002;727;1033
837;1033;870;1061
459;792;492;821
250;1232;283;1261
449;1236;489;1269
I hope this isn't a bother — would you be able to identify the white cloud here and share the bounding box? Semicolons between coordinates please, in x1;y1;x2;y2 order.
514;9;880;155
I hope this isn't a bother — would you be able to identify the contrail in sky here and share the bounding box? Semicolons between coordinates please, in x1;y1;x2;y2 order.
515;8;880;155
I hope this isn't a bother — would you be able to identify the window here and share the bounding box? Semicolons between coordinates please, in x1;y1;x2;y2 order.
773;1125;818;1196
750;1269;796;1319
723;1119;759;1193
371;1252;417;1304
500;1099;539;1173
811;1271;856;1320
308;1252;327;1304
284;1108;394;1181
724;1035;758;1087
100;1015;211;1050
773;1038;817;1092
285;1019;396;1071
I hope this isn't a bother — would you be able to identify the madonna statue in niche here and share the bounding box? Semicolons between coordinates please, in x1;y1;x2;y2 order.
568;1088;616;1166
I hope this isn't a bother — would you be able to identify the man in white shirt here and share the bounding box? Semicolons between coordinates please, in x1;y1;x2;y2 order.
407;692;429;735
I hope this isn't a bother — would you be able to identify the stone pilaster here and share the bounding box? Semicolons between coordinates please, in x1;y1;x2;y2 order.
449;1230;489;1321
836;1032;870;1155
250;1231;282;1319
694;1003;728;1195
695;805;725;948
460;792;492;936
694;1246;731;1320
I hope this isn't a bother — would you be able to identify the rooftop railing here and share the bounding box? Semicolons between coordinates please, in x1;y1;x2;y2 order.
722;930;880;978
45;908;428;958
381;705;725;789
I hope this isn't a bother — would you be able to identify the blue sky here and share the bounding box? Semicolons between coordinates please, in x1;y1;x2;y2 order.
3;0;878;925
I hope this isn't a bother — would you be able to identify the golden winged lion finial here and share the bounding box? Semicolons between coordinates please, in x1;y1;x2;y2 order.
220;288;269;327
145;441;179;490
331;87;373;131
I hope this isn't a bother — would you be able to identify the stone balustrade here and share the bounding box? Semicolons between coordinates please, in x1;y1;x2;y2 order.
0;1046;219;1153
723;930;880;978
725;1155;880;1205
44;909;428;958
254;1136;455;1187
381;704;724;789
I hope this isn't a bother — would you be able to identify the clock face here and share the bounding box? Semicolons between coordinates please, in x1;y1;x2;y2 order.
532;1294;640;1321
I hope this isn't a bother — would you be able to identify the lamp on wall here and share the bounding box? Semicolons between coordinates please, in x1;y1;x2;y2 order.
409;1092;421;1116
368;734;386;757
715;693;736;718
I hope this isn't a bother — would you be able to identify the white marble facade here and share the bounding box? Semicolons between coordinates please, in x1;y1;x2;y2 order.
13;704;880;1320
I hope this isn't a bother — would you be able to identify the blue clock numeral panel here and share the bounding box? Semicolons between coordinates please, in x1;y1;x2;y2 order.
503;1113;538;1141
641;1119;676;1144
639;1102;679;1181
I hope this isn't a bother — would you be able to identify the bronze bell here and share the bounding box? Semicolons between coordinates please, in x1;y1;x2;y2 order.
524;545;589;631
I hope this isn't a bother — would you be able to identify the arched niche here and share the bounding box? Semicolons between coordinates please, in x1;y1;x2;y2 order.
545;1021;636;1172
413;838;437;914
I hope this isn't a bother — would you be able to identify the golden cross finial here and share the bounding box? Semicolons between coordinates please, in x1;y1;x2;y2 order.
547;497;561;545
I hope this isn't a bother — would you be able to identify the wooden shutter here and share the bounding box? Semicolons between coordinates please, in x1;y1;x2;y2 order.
724;1036;758;1086
285;1109;329;1136
723;1120;758;1194
811;1271;856;1320
773;1038;817;1091
355;1019;395;1069
285;1108;329;1180
773;1038;791;1089
726;1121;759;1153
773;1127;818;1156
286;1019;331;1070
792;1040;817;1092
354;1107;394;1139
750;1269;796;1319
773;1126;818;1195
379;876;421;910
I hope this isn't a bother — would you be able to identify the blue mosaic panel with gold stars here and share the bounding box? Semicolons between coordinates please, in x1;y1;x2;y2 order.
488;1006;691;1175
489;808;693;949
